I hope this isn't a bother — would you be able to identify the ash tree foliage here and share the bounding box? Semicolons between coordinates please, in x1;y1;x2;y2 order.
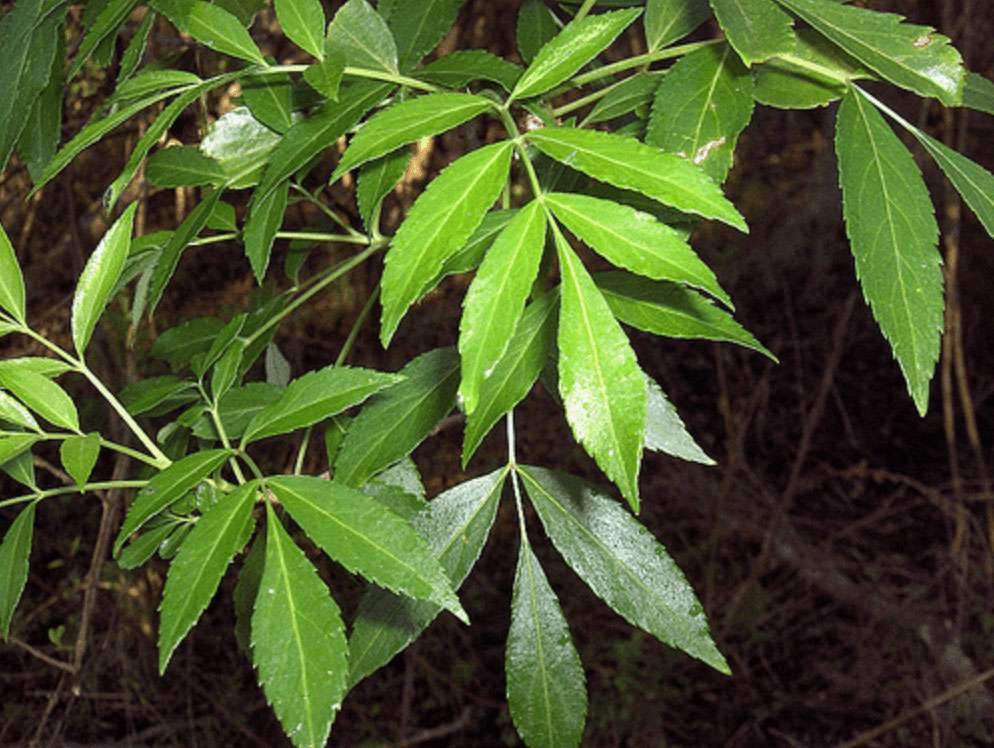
0;0;992;745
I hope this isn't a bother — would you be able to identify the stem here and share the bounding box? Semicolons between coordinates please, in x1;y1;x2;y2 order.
78;363;172;468
335;285;380;367
553;39;721;94
188;230;370;248
198;382;247;484
496;104;546;201
0;430;163;468
0;481;149;510
776;52;854;84
252;64;437;93
505;410;517;466
293;427;311;475
507;413;529;536
241;242;386;349
556;76;627;119
290;183;365;238
573;0;597;21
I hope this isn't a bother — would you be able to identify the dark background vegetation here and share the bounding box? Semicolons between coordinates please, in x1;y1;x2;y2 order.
1;1;993;745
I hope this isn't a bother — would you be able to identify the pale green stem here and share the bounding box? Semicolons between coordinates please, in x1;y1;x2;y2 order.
555;76;627;119
0;430;163;468
255;63;437;93
573;0;598;21
776;53;854;84
10;322;171;467
189;230;369;248
289;183;365;238
293;427;312;475
554;39;721;93
0;480;149;509
197;382;247;484
335;285;380;367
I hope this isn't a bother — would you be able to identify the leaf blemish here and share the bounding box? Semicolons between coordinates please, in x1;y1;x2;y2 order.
693;137;726;165
912;35;931;48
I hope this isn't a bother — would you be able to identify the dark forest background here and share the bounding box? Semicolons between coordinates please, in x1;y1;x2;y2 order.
1;1;993;745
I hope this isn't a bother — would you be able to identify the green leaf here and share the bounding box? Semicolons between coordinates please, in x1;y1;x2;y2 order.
0;357;73;379
275;0;326;59
0;435;40;466
519;466;729;672
2;448;36;490
68;0;140;80
158;481;257;672
645;0;710;51
555;234;645;512
59;433;102;489
196;313;247;377
516;0;559;65
245;182;289;283
242;365;402;445
118;522;177;570
114;449;233;554
415;208;519;301
109;69;204;106
0;502;35;639
0;369;79;432
463;291;557;466
459;200;546;414
210;345;243;401
19;29;64;183
546;192;730;305
380;141;513;345
0;0;63;173
152;0;266;64
216;0;266;26
147;189;224;317
232;526;265;651
252;503;347;748
752;28;868;110
585;71;663;125
147;146;225;188
269;476;466;621
241;73;295;134
335;348;459;487
709;0;795;66
526;127;747;231
596;271;774;358
646;44;754;184
72;204;137;355
254;81;392;205
876;92;994;240
151;317;225;370
200;106;282;189
117;10;155;85
0;392;39;432
835;88;942;415
506;534;587;748
348;469;505;686
962;72;994;116
357;148;410;230
333;93;492;181
302;52;346;100
510;8;642;101
387;0;465;71
644;377;714;464
265;343;292;388
0;222;26;323
417;50;523;92
774;0;964;106
327;0;398;73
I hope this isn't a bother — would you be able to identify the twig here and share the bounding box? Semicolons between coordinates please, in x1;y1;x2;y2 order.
11;637;74;673
834;668;994;748
396;706;473;747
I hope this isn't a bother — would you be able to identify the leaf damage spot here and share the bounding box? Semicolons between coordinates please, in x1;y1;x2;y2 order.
693;137;727;165
912;35;932;48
